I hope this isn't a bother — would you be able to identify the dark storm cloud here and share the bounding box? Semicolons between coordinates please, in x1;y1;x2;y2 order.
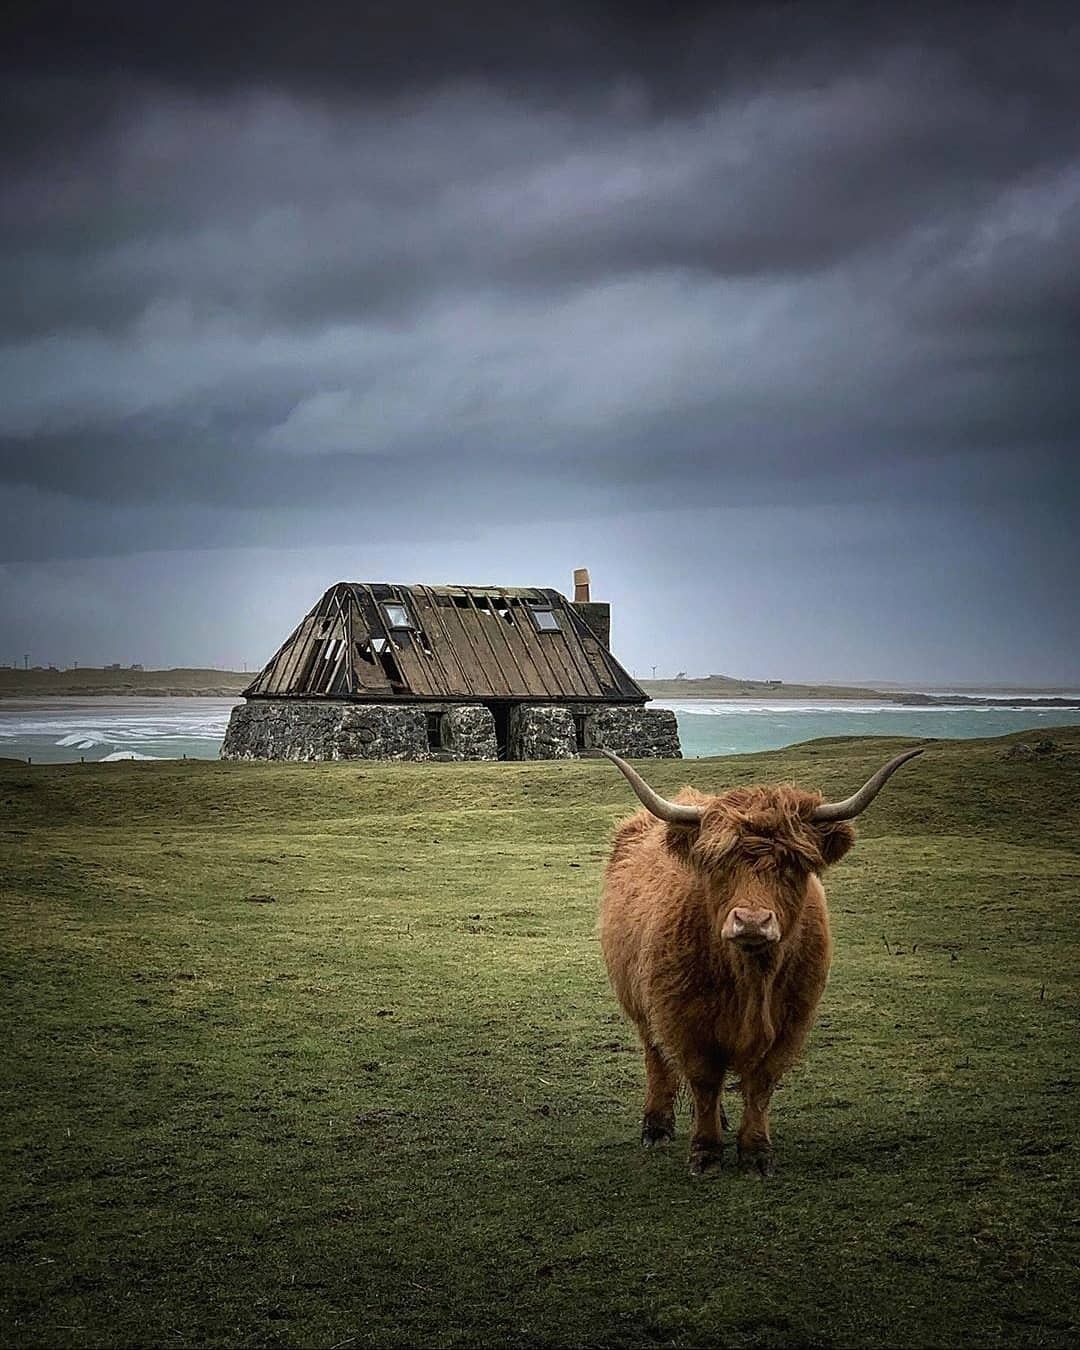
1;1;1078;581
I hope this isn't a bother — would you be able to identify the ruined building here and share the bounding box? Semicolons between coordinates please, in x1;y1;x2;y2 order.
221;569;680;761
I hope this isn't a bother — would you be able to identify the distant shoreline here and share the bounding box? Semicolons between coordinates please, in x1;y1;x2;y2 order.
652;692;1080;710
0;669;250;699
2;669;1078;709
640;678;1080;708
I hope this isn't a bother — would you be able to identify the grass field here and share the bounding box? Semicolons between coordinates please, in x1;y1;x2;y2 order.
2;730;1078;1348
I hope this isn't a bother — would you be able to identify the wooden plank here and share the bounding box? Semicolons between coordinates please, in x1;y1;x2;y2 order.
268;617;319;695
317;589;352;696
385;585;451;697
483;592;548;697
491;596;558;697
252;626;299;694
412;587;470;697
341;586;393;694
521;596;595;697
436;593;493;697
358;585;410;694
386;628;434;696
464;591;517;697
564;604;644;698
550;605;605;697
503;589;564;695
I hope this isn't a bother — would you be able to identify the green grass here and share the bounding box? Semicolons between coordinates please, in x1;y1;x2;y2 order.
2;730;1078;1348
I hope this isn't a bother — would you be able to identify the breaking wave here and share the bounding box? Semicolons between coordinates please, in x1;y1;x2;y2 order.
0;697;240;763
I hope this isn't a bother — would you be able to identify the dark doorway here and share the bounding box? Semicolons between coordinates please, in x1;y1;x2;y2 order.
487;702;512;759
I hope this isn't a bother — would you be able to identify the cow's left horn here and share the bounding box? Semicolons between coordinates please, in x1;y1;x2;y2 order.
810;748;924;823
594;749;704;827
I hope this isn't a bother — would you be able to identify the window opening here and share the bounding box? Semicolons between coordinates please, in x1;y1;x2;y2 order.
426;712;444;751
530;606;561;633
383;602;415;630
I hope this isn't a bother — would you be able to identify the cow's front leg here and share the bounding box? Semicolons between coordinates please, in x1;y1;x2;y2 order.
687;1074;727;1176
641;1043;678;1147
737;1071;776;1176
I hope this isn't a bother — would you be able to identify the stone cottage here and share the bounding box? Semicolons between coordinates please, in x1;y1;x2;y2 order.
221;569;680;761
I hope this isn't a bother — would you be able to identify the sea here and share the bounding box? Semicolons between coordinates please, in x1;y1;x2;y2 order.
2;695;1079;764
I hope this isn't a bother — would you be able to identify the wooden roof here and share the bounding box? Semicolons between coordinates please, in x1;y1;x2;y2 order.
244;582;646;704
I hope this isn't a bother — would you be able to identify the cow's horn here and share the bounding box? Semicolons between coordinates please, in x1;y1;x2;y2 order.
594;748;704;827
810;748;924;823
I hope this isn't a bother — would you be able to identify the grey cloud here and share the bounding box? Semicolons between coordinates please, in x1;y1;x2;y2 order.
1;2;1078;684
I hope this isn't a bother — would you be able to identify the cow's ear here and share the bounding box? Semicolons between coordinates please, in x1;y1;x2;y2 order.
815;820;856;866
663;820;701;865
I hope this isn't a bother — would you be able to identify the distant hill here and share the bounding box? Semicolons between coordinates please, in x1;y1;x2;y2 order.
0;667;250;697
640;675;893;700
639;675;1080;709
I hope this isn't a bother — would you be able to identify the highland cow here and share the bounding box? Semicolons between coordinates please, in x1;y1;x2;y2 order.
598;747;922;1176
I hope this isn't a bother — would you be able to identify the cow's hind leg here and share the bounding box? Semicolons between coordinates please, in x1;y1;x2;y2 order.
641;1043;679;1147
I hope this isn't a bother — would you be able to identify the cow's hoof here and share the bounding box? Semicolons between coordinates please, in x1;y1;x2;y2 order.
688;1143;726;1176
641;1115;675;1148
737;1143;775;1178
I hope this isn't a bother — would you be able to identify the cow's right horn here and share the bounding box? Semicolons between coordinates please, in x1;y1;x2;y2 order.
594;748;704;827
809;747;924;823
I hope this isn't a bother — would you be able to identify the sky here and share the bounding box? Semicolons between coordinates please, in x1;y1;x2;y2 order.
2;1;1078;686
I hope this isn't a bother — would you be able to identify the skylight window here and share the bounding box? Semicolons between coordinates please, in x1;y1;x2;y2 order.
530;606;561;633
383;602;415;630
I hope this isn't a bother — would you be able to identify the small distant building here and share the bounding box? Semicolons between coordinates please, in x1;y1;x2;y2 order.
222;569;680;762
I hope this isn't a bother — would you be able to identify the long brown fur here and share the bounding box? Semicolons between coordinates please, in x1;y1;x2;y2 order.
600;782;856;1175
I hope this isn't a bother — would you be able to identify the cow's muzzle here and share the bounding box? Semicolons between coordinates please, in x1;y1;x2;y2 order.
722;907;782;946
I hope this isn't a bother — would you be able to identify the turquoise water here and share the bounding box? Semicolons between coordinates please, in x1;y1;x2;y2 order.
658;699;1080;758
0;698;243;764
1;696;1078;763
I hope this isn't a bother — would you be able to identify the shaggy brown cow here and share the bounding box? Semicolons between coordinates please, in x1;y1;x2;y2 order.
598;746;922;1176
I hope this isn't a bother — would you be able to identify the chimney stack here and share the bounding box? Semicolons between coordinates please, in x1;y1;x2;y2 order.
571;567;611;650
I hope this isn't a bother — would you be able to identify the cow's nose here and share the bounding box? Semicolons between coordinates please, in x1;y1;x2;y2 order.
724;907;781;944
732;907;773;931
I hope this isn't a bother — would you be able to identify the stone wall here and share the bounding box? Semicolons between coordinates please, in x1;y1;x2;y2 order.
507;703;682;759
221;699;682;761
585;706;681;759
441;705;498;761
221;700;430;761
509;705;578;760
